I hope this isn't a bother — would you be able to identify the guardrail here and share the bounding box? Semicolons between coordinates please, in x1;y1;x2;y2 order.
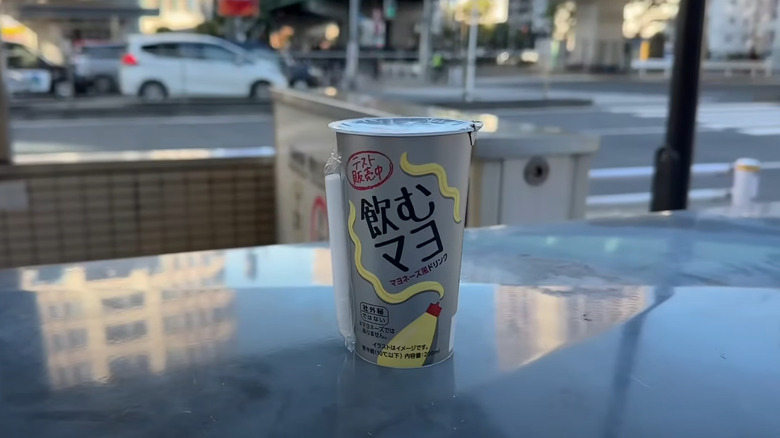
380;62;422;78
632;58;773;77
586;158;774;211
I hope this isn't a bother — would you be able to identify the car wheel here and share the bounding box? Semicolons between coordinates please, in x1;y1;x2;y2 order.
139;81;167;102
250;81;271;100
53;80;74;98
94;76;115;94
292;79;308;90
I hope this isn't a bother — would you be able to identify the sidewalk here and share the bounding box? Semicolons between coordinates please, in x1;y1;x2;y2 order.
9;96;271;120
366;80;592;109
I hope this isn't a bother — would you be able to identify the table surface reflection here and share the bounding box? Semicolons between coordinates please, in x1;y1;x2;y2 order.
1;212;780;437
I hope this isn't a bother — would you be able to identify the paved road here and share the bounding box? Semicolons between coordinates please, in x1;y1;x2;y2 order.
11;114;275;154
10;78;780;206
482;78;780;204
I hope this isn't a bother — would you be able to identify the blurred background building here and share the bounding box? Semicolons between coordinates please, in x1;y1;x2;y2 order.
0;0;779;73
706;0;779;58
508;0;549;36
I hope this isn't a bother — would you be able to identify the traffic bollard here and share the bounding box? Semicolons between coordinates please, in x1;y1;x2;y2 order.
731;158;760;209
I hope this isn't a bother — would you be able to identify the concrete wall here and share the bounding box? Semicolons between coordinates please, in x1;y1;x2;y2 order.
0;156;275;268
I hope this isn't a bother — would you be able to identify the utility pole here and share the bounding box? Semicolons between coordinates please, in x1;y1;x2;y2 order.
418;0;433;81
463;2;478;102
345;0;361;90
772;3;780;73
649;0;706;211
0;24;13;165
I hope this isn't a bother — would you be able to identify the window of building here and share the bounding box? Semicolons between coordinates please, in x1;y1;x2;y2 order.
162;289;180;301
163;315;184;334
48;304;61;320
109;354;150;380
67;328;88;349
51;333;65;352
106;321;147;342
102;292;145;311
63;301;84;319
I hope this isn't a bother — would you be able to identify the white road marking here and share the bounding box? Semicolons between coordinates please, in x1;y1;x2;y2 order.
487;106;601;116
11;114;272;129
583;126;717;136
739;126;780;136
606;102;780;136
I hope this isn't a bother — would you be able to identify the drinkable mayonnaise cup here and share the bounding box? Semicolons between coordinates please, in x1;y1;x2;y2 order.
326;117;481;368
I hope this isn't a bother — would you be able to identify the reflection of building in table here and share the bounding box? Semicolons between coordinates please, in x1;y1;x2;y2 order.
21;253;235;390
495;285;649;371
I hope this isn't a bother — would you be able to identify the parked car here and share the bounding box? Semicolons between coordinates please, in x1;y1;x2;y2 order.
119;33;288;101
238;44;321;89
3;41;73;97
73;42;124;94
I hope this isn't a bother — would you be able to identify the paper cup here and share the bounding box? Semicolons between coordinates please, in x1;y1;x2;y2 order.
329;117;480;368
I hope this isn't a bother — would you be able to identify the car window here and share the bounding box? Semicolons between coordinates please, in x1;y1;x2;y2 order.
177;43;238;62
201;44;237;62
82;46;124;59
177;43;201;59
5;44;42;69
141;43;179;58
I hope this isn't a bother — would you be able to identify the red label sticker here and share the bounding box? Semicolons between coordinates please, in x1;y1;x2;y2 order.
347;151;393;190
310;196;328;241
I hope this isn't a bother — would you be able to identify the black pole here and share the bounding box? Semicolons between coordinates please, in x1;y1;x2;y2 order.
649;0;707;211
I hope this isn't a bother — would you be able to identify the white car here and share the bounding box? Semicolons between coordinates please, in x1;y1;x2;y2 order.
119;33;288;101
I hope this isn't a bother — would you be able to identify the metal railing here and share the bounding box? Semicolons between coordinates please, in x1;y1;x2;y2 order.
586;158;772;211
632;58;773;77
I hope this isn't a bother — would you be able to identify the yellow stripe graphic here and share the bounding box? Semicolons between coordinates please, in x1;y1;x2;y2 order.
400;152;462;223
377;311;437;368
347;201;444;304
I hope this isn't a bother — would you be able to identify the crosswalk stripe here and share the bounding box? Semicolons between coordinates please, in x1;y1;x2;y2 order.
739;126;780;136
605;102;780;136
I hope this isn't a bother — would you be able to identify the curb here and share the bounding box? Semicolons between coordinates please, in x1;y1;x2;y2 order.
373;92;593;110
10;98;272;120
424;98;593;110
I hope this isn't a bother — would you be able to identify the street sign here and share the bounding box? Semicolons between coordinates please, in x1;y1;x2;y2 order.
218;0;259;17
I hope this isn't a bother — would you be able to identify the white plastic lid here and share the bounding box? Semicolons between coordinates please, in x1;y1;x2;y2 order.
329;117;479;137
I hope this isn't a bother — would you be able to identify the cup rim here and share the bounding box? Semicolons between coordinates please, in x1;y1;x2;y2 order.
329;117;479;137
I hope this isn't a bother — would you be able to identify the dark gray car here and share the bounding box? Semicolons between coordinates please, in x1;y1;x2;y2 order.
73;43;124;94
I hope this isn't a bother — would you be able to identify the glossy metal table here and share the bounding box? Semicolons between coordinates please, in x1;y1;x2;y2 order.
1;212;779;437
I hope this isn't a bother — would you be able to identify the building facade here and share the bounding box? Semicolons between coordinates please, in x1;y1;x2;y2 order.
707;0;779;57
507;0;549;37
138;0;214;34
2;0;213;62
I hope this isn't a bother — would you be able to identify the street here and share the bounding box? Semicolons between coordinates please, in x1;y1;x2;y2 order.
10;76;780;202
11;113;275;154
